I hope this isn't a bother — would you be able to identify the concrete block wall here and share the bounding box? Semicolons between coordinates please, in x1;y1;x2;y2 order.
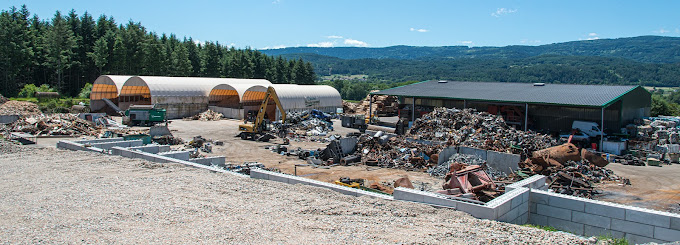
57;140;105;153
158;151;191;161
250;168;393;200
90;140;143;150
438;146;520;175
505;175;548;191
74;137;125;144
188;156;226;167
127;145;171;154
528;189;680;244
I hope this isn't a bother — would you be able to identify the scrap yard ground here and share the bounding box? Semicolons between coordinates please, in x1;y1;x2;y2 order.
0;141;592;244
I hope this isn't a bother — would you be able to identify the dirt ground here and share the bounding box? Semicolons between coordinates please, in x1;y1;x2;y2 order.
166;118;444;191
597;162;680;213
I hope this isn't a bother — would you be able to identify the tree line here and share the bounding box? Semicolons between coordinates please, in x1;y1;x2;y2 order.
0;5;316;98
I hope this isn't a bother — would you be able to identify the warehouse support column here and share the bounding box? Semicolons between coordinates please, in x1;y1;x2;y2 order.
524;103;528;131
463;100;467;108
600;107;604;151
411;97;416;122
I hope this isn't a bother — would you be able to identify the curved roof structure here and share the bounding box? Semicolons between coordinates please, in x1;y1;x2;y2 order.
90;75;132;100
120;76;272;103
210;84;268;107
270;84;342;111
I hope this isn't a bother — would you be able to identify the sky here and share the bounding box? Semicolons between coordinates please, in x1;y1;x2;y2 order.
6;1;680;49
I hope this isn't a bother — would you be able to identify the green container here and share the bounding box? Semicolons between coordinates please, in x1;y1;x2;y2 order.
124;134;152;145
647;158;661;167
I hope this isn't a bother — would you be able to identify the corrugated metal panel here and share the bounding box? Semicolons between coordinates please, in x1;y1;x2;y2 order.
373;80;640;107
271;84;342;112
122;76;272;104
93;75;133;95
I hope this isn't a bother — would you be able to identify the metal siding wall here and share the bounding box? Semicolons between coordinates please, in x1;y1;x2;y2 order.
620;87;652;125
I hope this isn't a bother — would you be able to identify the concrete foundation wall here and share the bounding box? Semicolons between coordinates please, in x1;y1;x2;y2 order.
91;140;143;150
438;146;521;174
127;145;171;154
528;190;680;244
56;140;105;153
158;151;191;161
250;169;393;200
74;137;125;144
188;156;226;167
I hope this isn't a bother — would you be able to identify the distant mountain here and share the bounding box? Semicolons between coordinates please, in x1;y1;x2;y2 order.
261;36;680;64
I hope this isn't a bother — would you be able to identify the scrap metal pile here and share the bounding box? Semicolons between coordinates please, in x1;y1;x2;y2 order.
407;108;557;153
188;109;223;121
282;110;334;136
515;143;627;198
619;117;680;165
0;100;42;115
2;114;100;136
343;91;398;116
358;132;442;170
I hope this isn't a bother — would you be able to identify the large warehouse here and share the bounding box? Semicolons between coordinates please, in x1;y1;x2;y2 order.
90;75;342;119
372;80;651;135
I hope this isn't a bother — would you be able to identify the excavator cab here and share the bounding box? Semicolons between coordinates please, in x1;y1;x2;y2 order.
238;86;286;142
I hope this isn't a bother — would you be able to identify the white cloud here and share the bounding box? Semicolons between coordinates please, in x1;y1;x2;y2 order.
654;28;670;34
344;39;368;47
580;33;600;40
272;0;281;4
262;45;286;49
588;33;598;36
326;35;343;39
193;39;205;46
520;39;541;44
460;41;473;45
491;8;517;17
307;41;335;48
410;27;428;33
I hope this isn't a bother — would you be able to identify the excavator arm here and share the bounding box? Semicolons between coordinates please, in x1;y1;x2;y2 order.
239;86;286;140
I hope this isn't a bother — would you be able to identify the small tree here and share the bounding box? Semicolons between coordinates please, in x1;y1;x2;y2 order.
78;83;92;98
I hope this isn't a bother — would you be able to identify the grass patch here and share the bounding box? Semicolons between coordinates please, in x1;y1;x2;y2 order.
596;235;629;245
344;99;361;103
522;224;558;232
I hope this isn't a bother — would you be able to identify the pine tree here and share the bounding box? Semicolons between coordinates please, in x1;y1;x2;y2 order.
171;44;192;76
88;37;108;74
45;10;78;93
0;5;33;96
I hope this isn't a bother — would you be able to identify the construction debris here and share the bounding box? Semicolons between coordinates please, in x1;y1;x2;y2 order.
189;109;222;121
0;100;42;115
343;91;398;116
2;114;99;137
407;108;557;154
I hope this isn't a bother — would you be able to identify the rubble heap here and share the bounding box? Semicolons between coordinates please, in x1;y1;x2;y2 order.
358;133;442;170
407;108;557;154
2;114;100;136
343;91;398;116
284;111;333;136
0;100;42;115
514;143;627;198
189;110;222;121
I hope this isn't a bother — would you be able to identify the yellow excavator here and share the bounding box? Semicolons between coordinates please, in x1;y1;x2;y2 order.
238;86;286;141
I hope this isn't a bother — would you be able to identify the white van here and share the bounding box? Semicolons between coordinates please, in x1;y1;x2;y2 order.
572;121;606;138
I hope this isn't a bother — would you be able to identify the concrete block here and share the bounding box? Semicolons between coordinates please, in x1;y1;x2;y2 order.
456;202;495;220
422;195;457;209
74;137;124;144
522;191;529;203
672;217;680;230
654;227;680;242
529;213;548;227
530;203;537;213
572;211;611;229
249;169;269;180
459;147;487;160
158;151;191;161
583;225;624;239
584;202;625;220
486;150;521;175
519;212;529;225
499;205;520;223
547;217;584;235
536;204;571;220
511;195;523;209
548;195;585;212
530;191;549;205
393;188;425;203
625;208;671;228
610;219;654;237
495;199;513;218
267;174;291;184
625;233;663;244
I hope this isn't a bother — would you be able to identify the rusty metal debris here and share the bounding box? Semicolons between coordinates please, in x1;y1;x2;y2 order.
407;108;557;154
436;164;501;202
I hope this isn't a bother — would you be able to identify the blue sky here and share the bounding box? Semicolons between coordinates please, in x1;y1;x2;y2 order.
7;1;680;49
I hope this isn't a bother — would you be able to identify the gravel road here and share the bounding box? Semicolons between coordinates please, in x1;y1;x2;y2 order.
0;140;595;244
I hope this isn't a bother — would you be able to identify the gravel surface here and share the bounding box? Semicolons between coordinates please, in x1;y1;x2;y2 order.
0;140;595;244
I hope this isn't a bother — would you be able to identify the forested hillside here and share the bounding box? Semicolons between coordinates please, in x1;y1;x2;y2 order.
261;36;680;64
0;6;315;97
